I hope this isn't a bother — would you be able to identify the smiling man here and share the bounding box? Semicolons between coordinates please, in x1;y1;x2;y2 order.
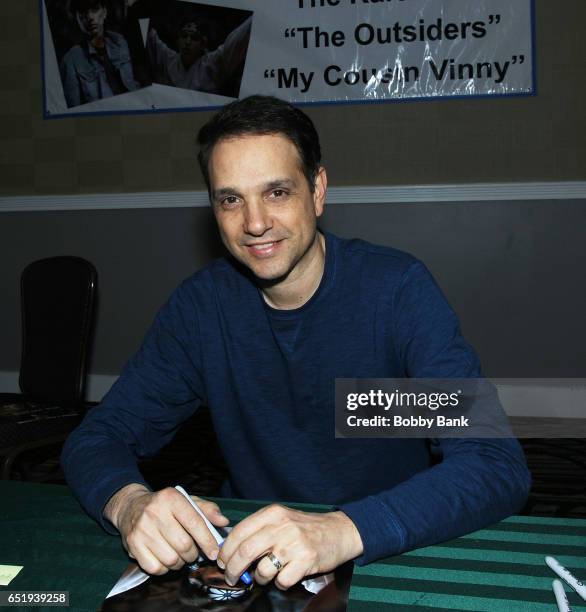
62;96;530;590
209;133;326;308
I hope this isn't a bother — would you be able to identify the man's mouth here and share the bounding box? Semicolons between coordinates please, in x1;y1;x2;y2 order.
245;240;282;257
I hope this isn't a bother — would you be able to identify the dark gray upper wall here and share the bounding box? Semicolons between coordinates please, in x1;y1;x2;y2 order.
0;0;585;195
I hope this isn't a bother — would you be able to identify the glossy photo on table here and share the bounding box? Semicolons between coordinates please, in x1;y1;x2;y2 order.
100;558;353;611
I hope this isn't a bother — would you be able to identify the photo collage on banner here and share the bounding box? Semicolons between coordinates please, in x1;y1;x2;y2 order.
43;0;253;115
41;0;535;117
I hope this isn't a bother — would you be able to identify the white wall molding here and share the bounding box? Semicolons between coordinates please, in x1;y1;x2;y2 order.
1;181;585;212
2;371;586;417
0;372;20;395
494;380;586;419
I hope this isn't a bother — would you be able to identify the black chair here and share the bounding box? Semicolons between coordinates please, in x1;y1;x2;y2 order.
138;406;229;495
0;256;97;480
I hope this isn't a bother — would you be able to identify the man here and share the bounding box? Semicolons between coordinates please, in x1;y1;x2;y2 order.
62;95;531;590
60;0;139;107
147;16;252;95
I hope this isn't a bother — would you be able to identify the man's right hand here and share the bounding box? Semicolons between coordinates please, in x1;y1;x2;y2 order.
104;484;230;575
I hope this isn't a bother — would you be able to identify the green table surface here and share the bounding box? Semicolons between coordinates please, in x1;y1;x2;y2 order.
1;481;586;611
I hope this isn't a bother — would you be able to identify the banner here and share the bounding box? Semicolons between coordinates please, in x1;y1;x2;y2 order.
41;0;535;118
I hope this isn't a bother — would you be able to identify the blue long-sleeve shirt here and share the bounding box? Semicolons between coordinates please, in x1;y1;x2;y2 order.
62;232;531;564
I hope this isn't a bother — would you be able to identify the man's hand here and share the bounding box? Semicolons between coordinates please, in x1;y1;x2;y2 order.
218;505;363;590
104;484;230;575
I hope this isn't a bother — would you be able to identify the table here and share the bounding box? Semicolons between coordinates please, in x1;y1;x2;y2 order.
1;481;586;611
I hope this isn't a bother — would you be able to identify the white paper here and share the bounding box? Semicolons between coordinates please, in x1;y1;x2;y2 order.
106;563;150;599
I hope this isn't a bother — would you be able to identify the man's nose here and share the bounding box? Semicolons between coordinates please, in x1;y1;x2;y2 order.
243;200;272;236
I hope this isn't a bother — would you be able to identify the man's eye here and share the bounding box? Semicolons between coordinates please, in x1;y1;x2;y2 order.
269;189;287;199
219;196;240;208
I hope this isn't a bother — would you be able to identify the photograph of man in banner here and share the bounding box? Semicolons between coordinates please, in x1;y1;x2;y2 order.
45;0;150;108
144;1;252;98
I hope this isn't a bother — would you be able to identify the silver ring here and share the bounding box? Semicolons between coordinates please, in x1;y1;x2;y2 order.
266;552;283;572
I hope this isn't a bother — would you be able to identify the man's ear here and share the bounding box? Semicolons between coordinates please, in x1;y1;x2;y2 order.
313;166;327;218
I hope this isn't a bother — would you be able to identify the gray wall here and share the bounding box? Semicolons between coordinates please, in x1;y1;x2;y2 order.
1;199;585;378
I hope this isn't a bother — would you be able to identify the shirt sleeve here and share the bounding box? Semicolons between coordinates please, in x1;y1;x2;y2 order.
60;49;82;108
61;281;206;532
115;34;139;91
340;261;531;564
204;17;252;80
147;27;177;83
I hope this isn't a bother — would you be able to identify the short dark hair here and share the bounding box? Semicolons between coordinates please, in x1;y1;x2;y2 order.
197;95;322;194
72;0;106;13
178;19;207;39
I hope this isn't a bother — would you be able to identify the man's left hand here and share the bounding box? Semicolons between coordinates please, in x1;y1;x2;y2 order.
218;505;363;589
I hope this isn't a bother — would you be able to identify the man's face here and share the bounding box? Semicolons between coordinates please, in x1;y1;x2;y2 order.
78;4;107;38
177;23;206;67
208;133;326;286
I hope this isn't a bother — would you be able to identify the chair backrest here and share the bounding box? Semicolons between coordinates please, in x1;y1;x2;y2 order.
18;256;97;406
